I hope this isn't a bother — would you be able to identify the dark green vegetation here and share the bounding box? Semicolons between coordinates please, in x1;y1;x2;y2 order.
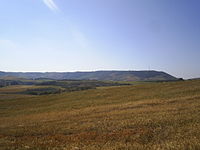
21;87;63;95
0;79;200;149
0;70;177;81
0;79;34;88
0;78;128;95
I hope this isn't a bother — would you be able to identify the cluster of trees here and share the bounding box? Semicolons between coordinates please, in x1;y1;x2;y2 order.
22;87;63;95
0;79;130;95
37;80;129;90
0;79;34;87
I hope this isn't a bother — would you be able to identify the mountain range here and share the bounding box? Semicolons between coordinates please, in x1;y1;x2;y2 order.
0;70;177;81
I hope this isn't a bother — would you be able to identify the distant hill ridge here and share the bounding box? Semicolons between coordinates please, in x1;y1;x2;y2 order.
0;70;177;81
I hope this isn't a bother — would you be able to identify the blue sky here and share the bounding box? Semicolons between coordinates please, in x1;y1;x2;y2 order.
0;0;200;78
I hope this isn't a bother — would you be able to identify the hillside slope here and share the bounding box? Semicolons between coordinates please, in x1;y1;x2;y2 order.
0;70;177;81
0;80;200;149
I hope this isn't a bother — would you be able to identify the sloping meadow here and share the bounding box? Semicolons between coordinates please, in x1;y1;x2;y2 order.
1;80;200;149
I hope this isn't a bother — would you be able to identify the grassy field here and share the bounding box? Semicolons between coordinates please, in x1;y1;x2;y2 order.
1;80;200;149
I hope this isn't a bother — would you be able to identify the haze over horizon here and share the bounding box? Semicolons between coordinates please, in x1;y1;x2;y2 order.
0;0;200;79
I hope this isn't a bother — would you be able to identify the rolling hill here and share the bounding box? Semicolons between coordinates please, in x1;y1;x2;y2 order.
1;79;200;149
0;70;177;81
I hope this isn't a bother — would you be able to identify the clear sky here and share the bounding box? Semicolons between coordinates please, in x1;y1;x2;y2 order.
0;0;200;79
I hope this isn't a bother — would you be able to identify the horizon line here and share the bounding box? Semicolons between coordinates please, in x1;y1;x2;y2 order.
0;69;162;73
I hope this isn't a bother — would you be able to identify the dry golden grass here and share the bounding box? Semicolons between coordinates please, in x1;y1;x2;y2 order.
1;80;200;149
